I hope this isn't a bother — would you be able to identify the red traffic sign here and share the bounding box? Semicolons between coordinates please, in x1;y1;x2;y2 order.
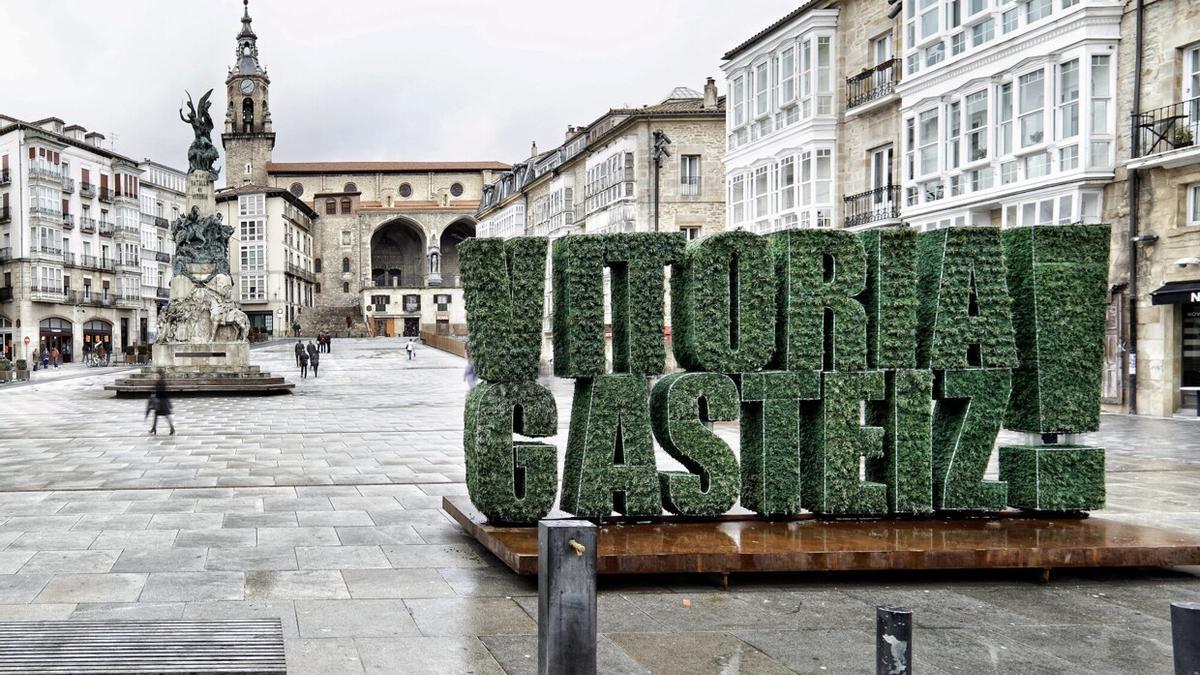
23;336;30;345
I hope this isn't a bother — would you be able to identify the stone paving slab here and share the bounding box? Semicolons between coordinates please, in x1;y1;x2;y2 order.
0;338;1197;672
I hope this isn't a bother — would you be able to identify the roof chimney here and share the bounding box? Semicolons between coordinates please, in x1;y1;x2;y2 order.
703;77;718;109
530;140;538;158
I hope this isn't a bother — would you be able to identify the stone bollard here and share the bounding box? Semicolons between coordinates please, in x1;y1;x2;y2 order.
1172;601;1200;675
537;520;597;675
876;605;913;675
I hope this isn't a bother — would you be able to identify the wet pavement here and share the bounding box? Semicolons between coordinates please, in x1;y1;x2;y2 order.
0;337;1196;673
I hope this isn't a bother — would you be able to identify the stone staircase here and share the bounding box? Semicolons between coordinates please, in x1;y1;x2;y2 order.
106;365;294;397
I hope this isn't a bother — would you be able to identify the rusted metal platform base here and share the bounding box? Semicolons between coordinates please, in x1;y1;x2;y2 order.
443;496;1200;576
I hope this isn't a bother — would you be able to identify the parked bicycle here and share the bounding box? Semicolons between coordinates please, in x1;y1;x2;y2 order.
84;353;110;367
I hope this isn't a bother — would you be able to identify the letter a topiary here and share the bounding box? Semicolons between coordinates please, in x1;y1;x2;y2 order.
671;230;776;373
858;228;918;370
560;375;662;518
605;232;687;375
768;229;868;371
916;227;1018;369
800;371;888;516
739;370;821;517
459;237;548;382
463;381;559;524
865;369;934;515
650;372;740;517
1002;224;1111;434
552;236;606;378
932;368;1011;511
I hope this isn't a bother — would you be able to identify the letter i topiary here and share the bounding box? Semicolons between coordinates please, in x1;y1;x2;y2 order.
650;372;740;517
458;236;548;382
865;369;934;515
463;381;559;524
916;227;1018;369
560;375;662;518
552;236;606;378
799;371;888;516
671;230;776;373
858;228;918;370
932;368;1011;511
768;229;869;371
738;370;821;517
605;232;686;375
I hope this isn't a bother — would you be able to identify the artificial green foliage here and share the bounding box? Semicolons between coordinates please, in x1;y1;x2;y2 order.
865;369;934;515
462;381;559;524
738;370;821;517
649;372;740;516
1002;224;1111;434
932;368;1011;511
858;228;918;370
560;374;662;518
671;230;776;373
459;237;548;382
916;227;1018;370
552;236;606;378
799;371;887;516
768;229;868;371
998;445;1106;511
605;232;687;375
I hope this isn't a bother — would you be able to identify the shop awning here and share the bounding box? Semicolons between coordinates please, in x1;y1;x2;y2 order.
1150;280;1200;305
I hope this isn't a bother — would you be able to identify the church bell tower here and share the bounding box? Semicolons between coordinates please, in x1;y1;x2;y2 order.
221;0;275;187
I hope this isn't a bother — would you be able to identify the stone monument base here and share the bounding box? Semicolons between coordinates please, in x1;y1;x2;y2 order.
151;341;250;369
106;362;293;397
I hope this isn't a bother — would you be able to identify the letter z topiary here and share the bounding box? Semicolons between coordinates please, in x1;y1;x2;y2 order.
650;372;740;517
459;237;548;382
932;368;1011;511
463;381;559;524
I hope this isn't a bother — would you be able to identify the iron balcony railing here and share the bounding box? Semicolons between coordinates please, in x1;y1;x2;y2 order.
61;214;74;230
0;168;9;185
62;178;75;194
99;221;115;237
155;251;171;263
31;245;63;260
98;187;113;203
847;58;901;110
30;284;65;300
79;217;96;233
156;287;170;299
0;206;9;223
79;182;95;198
62;252;76;266
30;205;62;222
79;255;115;271
0;247;10;261
1133;99;1200;159
154;216;170;229
28;165;65;184
842;185;901;228
680;175;701;197
117;223;140;238
286;263;315;282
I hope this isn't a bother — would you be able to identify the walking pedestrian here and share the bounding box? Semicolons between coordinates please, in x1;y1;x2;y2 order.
299;349;310;379
41;347;49;369
405;339;415;361
96;343;107;365
464;358;477;390
50;346;60;368
62;345;71;364
145;369;175;435
306;340;318;363
310;349;320;378
326;333;333;353
294;339;304;366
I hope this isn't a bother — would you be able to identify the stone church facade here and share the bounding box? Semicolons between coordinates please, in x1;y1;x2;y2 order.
218;2;506;338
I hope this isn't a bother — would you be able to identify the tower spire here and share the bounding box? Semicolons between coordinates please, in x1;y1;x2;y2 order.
234;0;262;76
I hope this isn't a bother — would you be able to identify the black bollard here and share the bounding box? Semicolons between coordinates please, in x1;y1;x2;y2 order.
876;605;913;675
537;520;597;675
1172;601;1200;675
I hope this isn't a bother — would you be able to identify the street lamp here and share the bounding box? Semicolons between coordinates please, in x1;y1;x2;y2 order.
652;130;672;232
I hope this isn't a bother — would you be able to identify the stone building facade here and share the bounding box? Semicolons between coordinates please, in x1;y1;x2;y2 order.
476;82;727;360
1104;0;1200;416
217;3;505;338
0;116;175;364
137;161;184;342
721;0;904;234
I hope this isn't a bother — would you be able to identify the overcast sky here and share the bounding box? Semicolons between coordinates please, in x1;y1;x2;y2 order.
0;0;798;170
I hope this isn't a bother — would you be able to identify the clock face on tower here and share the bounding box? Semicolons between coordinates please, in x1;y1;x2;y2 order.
240;79;255;95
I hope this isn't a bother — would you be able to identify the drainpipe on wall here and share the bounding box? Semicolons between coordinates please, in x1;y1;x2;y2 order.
1127;0;1145;415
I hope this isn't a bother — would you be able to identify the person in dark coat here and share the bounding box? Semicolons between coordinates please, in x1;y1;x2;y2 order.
325;333;332;353
310;349;320;378
294;339;304;366
146;369;175;435
299;349;309;379
306;340;318;362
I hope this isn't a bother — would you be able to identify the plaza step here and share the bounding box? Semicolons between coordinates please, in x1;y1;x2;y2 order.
106;368;294;397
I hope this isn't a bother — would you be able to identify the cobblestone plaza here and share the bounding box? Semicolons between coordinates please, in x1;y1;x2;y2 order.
0;340;1194;672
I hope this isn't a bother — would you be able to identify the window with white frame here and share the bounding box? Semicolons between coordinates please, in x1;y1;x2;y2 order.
729;175;746;225
1089;55;1112;169
680;156;701;196
918;109;939;176
1185;45;1200;119
238;193;265;216
1188;184;1200;226
966;91;989;161
779;46;797;104
752;166;770;222
1059;60;1080;140
240;274;266;302
755;62;770;117
1019;70;1046;147
947;101;962;170
584;150;634;215
777;156;796;211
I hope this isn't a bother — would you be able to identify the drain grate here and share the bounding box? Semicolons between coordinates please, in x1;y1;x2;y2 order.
0;619;286;674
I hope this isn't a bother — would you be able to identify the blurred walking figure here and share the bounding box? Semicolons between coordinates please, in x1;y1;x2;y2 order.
306;340;318;363
310;349;320;378
299;349;310;379
145;369;175;435
50;346;60;368
405;339;415;361
464;358;477;390
294;339;304;366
